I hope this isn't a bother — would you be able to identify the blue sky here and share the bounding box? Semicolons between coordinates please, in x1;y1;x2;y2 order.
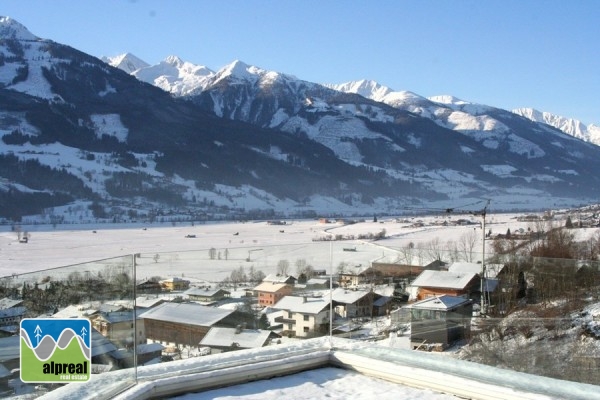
4;0;599;124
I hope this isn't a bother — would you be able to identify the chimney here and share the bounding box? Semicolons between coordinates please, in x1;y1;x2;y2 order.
303;296;307;303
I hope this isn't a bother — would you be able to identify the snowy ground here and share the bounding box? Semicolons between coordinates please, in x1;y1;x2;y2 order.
169;367;457;400
0;212;570;281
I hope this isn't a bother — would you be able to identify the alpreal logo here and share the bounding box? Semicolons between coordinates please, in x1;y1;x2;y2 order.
20;318;91;383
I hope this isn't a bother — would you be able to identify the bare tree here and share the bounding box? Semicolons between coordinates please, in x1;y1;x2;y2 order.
424;237;444;263
399;242;415;265
276;260;290;276
458;229;479;262
208;248;217;260
229;266;247;291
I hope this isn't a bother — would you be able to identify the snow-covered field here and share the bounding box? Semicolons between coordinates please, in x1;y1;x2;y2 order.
0;213;561;280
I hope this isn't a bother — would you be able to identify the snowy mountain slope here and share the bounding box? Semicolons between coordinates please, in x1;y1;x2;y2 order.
0;17;412;220
3;16;600;222
104;52;600;212
513;107;600;146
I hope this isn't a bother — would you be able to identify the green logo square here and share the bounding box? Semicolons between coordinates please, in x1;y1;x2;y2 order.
20;318;91;383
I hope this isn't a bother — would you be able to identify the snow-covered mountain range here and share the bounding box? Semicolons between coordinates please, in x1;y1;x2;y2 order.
2;16;600;223
112;53;600;147
512;107;600;146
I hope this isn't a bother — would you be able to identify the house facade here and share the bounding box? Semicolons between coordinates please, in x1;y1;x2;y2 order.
331;288;374;319
272;296;331;338
160;277;190;292
90;310;145;347
139;302;240;347
254;282;293;307
407;295;473;350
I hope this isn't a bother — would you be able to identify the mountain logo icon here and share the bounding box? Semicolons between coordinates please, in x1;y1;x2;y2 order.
20;318;91;383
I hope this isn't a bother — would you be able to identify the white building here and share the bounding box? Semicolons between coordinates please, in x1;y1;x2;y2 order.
271;296;331;338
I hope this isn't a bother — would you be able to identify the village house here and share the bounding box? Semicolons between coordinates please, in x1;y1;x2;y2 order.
262;274;297;285
90;310;145;348
371;260;447;281
185;287;231;303
271;296;331;338
0;298;26;336
254;281;293;307
338;265;382;288
160;277;190;292
136;279;162;294
139;302;248;347
199;325;279;353
406;295;473;350
331;288;374;319
408;270;480;301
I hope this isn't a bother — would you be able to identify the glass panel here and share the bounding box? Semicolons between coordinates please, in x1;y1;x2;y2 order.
2;225;599;397
1;255;136;398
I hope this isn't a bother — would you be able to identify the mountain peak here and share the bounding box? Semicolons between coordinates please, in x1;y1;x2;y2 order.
164;55;184;66
428;95;469;105
326;80;393;101
102;53;149;73
0;16;38;41
513;107;600;143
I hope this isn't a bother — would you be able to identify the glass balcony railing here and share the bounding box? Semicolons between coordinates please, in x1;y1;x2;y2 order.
1;241;599;398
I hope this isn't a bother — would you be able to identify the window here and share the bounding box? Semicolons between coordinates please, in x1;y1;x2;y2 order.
303;315;309;321
303;327;309;333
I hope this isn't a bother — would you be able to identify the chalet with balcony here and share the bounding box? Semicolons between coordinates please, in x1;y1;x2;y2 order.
160;277;190;292
90;310;145;348
331;288;374;318
271;296;331;338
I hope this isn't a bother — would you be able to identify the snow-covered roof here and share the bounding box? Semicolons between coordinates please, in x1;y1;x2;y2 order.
306;278;329;285
185;287;230;297
410;270;477;290
0;306;25;318
332;288;370;304
272;296;330;315
52;304;101;319
262;274;296;283
138;302;234;327
91;329;118;357
137;343;164;354
0;297;23;309
97;310;143;324
200;327;272;349
406;295;471;311
135;296;166;309
447;262;483;275
253;281;291;293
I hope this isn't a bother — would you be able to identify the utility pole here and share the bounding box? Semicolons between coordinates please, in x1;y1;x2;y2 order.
470;200;490;317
